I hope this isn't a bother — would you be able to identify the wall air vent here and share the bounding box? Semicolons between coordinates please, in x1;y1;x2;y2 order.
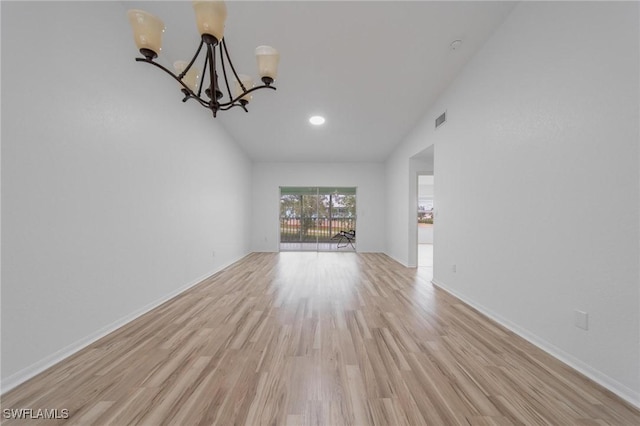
435;111;447;129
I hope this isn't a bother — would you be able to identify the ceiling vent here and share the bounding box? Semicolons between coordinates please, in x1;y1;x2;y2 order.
435;111;447;129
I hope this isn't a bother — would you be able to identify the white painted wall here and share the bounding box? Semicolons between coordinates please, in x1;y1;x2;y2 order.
638;0;640;397
1;2;251;390
251;162;385;253
386;1;640;405
385;155;411;263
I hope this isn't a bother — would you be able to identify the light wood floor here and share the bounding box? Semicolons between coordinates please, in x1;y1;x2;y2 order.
2;252;639;425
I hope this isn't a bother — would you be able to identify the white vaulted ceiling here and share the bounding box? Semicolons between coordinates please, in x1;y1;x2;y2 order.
123;1;517;162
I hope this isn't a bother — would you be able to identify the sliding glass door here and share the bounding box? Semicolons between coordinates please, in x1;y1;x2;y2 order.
280;187;356;251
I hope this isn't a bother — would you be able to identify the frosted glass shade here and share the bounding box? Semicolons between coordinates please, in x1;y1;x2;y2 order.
193;0;227;41
255;46;280;81
127;9;165;58
173;61;201;92
234;74;254;101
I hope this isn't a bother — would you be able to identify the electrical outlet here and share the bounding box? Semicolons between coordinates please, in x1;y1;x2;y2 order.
212;250;216;258
574;310;588;330
451;264;457;273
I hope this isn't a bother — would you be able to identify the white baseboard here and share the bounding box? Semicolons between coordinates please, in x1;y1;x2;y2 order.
1;253;249;395
431;279;640;410
383;251;411;268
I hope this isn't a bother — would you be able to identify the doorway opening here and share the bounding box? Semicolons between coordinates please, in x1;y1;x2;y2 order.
279;187;357;252
417;175;434;271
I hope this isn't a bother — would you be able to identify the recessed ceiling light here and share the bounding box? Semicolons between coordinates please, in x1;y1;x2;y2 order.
450;39;463;50
309;115;326;125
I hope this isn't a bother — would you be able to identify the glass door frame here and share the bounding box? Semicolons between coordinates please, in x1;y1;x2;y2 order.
279;186;357;252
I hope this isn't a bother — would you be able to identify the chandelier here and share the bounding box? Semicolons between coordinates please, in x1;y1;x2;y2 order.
127;1;279;118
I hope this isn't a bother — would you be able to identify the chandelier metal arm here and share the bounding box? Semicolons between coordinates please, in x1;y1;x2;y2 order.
135;57;210;108
219;43;234;103
219;103;246;112
134;38;277;117
217;84;276;108
221;39;248;93
179;39;205;80
197;52;209;100
206;43;219;116
134;55;275;113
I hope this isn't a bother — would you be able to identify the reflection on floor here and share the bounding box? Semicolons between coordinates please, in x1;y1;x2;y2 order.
280;242;356;252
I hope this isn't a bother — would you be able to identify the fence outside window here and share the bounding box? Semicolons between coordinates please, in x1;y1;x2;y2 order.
279;187;356;249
